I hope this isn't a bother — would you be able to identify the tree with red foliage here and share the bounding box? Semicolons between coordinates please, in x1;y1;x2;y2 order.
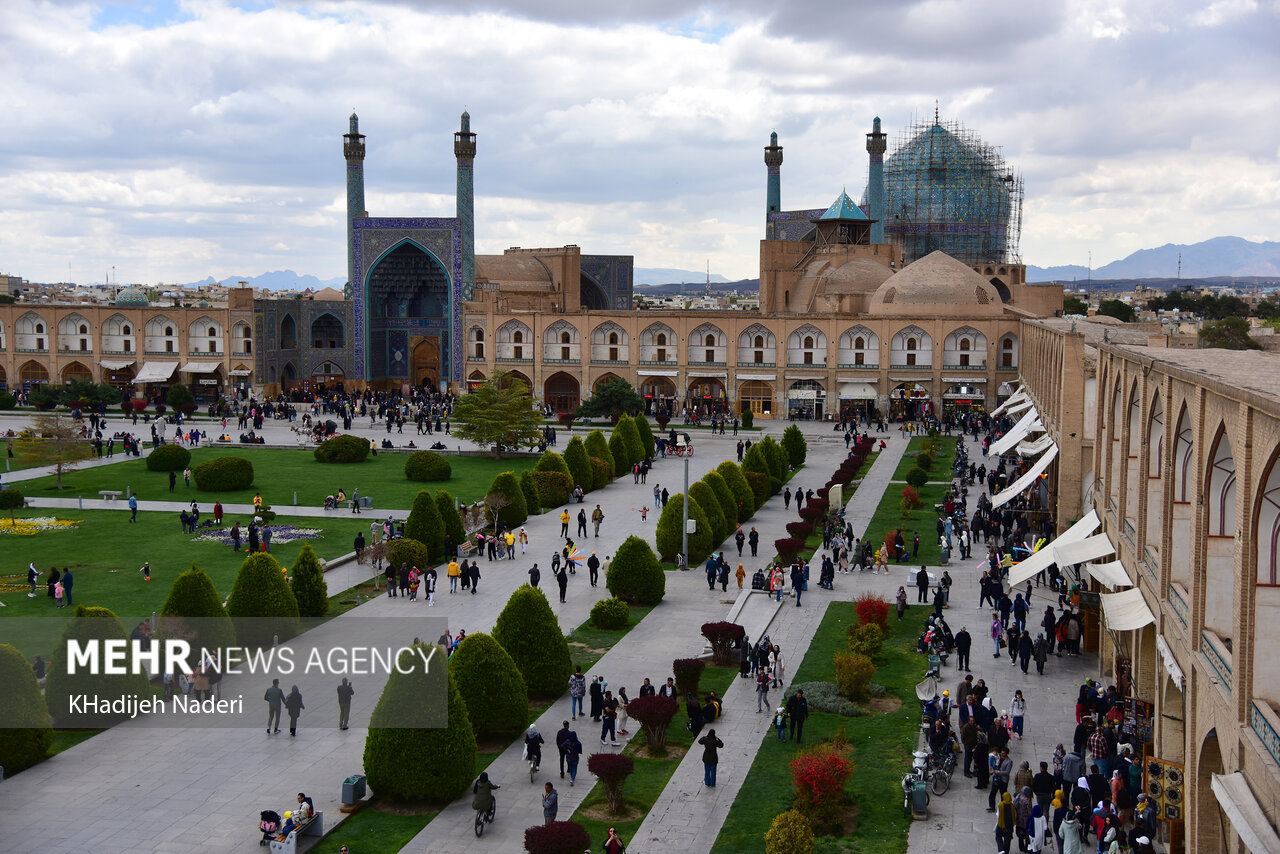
700;621;745;666
789;742;854;822
625;694;678;754
853;591;890;630
524;821;591;854
587;752;635;813
672;657;706;697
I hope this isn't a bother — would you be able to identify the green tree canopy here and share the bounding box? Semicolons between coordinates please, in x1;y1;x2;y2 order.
45;606;152;727
447;633;529;737
290;543;330;619
716;460;755;518
0;644;53;774
226;553;300;647
689;481;727;545
1200;315;1262;350
1096;299;1137;323
435;490;466;548
575;378;644;419
655;492;713;563
633;416;656;458
165;383;195;411
158;563;237;653
491;585;573;698
615;414;645;465
1063;295;1088;315
405;489;446;562
486;471;528;527
584;430;615;488
781;424;807;468
563;436;593;492
451;370;544;457
607;535;666;605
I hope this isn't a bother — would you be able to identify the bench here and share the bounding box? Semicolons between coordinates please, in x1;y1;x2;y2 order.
267;810;323;854
347;496;373;510
457;538;478;557
99;490;123;502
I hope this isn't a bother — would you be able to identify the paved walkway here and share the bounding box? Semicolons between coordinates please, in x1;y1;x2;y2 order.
0;420;843;853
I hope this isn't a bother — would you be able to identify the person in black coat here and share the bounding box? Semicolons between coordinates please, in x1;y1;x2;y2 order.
954;627;972;671
698;729;723;787
739;635;752;678
556;568;568;603
785;689;809;743
284;685;304;736
589;676;604;721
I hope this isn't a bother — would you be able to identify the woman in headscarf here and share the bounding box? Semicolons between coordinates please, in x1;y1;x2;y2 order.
1112;769;1133;826
1026;803;1049;852
1059;809;1087;854
1070;776;1093;812
1051;790;1069;851
994;791;1016;854
1014;786;1034;850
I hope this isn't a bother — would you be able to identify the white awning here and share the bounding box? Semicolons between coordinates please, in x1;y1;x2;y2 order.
736;374;775;381
687;371;727;379
991;388;1026;416
943;376;987;383
229;368;253;377
181;362;222;374
838;382;877;400
1006;509;1101;587
133;362;178;384
1155;634;1184;685
638;370;678;377
1100;587;1156;630
1005;398;1034;415
1212;773;1280;854
1018;434;1057;457
1054;532;1116;567
785;374;825;381
1085;560;1132;589
99;359;135;371
889;375;932;382
991;445;1057;508
837;376;878;384
989;408;1041;456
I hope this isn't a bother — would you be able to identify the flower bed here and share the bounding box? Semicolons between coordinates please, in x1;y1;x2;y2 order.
192;525;323;546
0;517;82;536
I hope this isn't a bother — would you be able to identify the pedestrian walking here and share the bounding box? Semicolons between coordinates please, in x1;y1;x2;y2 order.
528;563;541;588
592;504;604;537
128;494;138;522
786;688;809;743
284;685;304;736
264;678;284;734
336;678;354;730
755;667;770;712
699;729;723;787
556;568;568;603
542;782;558;824
600;690;619;745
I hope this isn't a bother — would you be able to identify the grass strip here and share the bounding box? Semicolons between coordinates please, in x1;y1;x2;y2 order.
862;437;958;567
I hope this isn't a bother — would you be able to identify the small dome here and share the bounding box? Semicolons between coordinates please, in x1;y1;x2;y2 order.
807;258;893;295
867;250;1002;316
114;286;149;306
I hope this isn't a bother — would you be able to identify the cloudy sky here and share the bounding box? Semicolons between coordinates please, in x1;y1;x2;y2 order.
2;0;1276;285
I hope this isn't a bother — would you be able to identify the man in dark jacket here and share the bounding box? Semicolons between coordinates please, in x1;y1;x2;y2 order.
587;553;601;587
785;689;809;743
748;527;759;556
555;720;573;779
954;626;972;672
1032;761;1057;812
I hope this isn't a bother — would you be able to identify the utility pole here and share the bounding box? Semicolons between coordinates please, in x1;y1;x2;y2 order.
680;453;690;568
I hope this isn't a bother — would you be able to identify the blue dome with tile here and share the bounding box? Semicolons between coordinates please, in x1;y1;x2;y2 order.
114;286;149;306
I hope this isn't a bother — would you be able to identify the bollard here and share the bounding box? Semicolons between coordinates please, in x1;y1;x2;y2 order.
78;496;83;510
127;485;131;499
293;491;298;506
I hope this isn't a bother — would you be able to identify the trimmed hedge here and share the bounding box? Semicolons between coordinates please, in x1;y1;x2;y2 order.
905;467;930;488
633;416;656;459
689;481;727;545
448;632;529;737
226;553;300;647
192;456;254;492
834;651;876;700
146;443;191;472
405;451;451;482
0;642;53;774
313;433;370;464
744;470;770;507
606;535;666;606
782;424;808;468
524;822;591;854
584;430;614;488
435;490;466;550
915;452;933;471
534;450;572;479
405;490;446;563
655;492;712;563
519;470;541;516
45;606;152;727
563;436;593;492
590;596;630;630
588;457;613;491
531;470;573;510
766;810;815;854
760;435;788;480
158;563;236;653
742;443;770;479
492;585;573;698
385;537;430;572
672;657;706;697
363;644;475;802
290;543;329;619
614;414;645;466
717;461;756;518
703;470;739;530
608;432;630;477
485;471;528;527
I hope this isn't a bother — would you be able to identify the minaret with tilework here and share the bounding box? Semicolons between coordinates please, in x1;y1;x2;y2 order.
343;112;366;298
764;131;783;238
454;110;477;302
866;116;887;245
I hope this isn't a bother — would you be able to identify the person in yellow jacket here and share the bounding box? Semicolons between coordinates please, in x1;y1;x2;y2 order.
518;526;529;554
447;558;461;594
735;563;746;589
505;530;516;559
559;509;570;537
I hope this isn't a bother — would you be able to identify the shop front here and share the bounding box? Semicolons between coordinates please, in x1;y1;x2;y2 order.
737;377;774;419
942;381;988;416
787;378;827;420
639;372;677;416
837;379;877;421
687;375;727;418
889;380;933;421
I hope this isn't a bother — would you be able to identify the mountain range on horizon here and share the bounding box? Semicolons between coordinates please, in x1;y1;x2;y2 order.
164;236;1279;293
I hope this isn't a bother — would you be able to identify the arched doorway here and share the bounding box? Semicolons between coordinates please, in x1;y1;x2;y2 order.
544;372;580;413
787;379;826;420
312;361;345;384
411;337;441;389
0;364;7;390
687;377;726;418
279;314;297;349
890;381;932;421
640;376;676;415
281;361;297;390
467;370;486;391
367;242;450;382
504;370;532;392
739;380;773;418
19;360;49;390
61;361;93;384
1195;731;1223;850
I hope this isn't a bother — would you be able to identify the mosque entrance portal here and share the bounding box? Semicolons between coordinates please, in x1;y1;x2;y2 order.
412;337;442;389
367;242;451;383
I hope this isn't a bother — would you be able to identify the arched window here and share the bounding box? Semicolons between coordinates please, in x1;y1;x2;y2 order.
1207;427;1236;537
690;324;726;364
309;313;343;349
1000;334;1018;368
57;314;92;353
787;325;826;366
738;324;776;366
468;326;485;359
839;326;879;367
543;321;580;362
497;320;532;360
1173;405;1194;502
591;323;629;363
640;323;676;363
944;326;987;368
232;321;252;355
144;316;178;354
1255;449;1280;584
103;314;135;354
891;326;932;368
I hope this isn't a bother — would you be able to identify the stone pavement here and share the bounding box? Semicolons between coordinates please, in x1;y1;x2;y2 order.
0;419;843;853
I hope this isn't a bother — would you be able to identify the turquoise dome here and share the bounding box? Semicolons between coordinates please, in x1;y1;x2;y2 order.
115;286;149;306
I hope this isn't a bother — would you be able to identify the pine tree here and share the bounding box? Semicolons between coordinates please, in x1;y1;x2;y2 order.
519;470;541;515
716;460;756;518
405;489;446;562
435;489;466;549
584;430;615;488
290;543;330;618
0;643;53;774
655;492;713;563
633;416;656;459
563;436;594;492
614;414;645;465
158;563;236;653
492;586;573;698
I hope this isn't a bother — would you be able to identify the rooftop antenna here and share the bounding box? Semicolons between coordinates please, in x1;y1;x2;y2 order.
1177;252;1181;281
705;260;711;299
934;100;939;124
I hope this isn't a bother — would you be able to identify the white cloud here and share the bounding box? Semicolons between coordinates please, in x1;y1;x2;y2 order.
0;0;1274;283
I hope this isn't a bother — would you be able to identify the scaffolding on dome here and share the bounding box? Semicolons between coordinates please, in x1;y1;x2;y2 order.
881;117;1023;266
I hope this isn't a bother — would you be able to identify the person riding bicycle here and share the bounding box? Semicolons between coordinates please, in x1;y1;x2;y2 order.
524;724;545;772
472;772;499;814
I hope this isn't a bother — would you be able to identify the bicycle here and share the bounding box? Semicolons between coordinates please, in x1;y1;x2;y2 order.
474;794;497;837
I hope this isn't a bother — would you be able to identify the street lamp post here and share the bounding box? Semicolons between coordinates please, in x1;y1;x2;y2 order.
681;453;689;568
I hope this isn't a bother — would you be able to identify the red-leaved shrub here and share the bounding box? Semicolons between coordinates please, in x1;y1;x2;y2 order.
700;621;745;665
525;821;591;854
853;591;890;630
774;537;804;563
626;694;678;753
789;740;855;821
786;521;812;539
587;753;635;813
672;657;706;697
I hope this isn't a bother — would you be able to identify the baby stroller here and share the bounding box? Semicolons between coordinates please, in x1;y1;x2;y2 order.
258;810;280;845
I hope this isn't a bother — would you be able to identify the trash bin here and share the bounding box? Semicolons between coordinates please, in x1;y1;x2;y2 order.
342;774;366;803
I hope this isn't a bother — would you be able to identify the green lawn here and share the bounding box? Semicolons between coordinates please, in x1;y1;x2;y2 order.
310;806;436;854
48;729;101;756
865;437;958;567
891;436;956;481
711;604;922;854
0;508;373;660
571;665;738;846
15;446;536;509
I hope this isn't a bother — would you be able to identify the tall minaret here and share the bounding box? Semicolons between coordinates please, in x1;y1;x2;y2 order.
454;110;477;301
866;116;887;244
764;131;783;238
343;112;367;297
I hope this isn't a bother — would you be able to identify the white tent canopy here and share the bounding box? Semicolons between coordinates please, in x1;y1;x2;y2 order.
1017;434;1057;457
1005;509;1100;587
1099;587;1156;630
1054;532;1116;568
99;359;135;371
991;445;1057;508
180;362;221;374
1085;560;1132;589
989;408;1042;457
1004;399;1034;417
133;362;178;384
1155;634;1184;686
1212;773;1280;854
991;387;1026;416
